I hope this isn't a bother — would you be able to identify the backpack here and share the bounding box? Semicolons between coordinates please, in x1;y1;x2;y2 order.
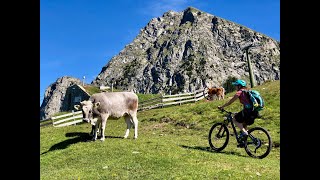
241;89;264;111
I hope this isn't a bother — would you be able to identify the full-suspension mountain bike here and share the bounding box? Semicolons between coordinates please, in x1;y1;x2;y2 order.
208;109;272;159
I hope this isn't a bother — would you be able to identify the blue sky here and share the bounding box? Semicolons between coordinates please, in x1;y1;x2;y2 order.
40;0;280;105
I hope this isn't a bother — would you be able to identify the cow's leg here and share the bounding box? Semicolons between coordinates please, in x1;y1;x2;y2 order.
132;114;138;139
99;114;109;141
124;115;132;139
92;118;102;141
90;125;95;136
92;124;99;141
94;120;101;138
98;121;102;137
89;117;99;137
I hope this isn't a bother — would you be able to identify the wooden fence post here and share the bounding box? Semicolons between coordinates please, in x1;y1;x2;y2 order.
72;110;76;126
203;89;205;100
161;94;163;108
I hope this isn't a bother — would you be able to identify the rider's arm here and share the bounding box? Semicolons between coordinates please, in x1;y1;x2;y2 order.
218;94;239;109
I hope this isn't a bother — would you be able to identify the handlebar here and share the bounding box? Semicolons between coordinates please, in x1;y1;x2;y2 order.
218;107;233;115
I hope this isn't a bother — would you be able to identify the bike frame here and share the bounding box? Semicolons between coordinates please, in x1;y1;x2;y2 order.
224;110;240;143
222;109;249;144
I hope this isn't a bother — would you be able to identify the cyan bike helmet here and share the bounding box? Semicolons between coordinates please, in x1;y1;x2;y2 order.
232;79;247;87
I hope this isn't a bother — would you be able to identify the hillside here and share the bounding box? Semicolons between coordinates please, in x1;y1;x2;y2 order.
40;80;280;179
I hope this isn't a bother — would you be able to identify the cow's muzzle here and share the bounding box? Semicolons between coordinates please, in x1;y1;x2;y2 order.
83;118;90;123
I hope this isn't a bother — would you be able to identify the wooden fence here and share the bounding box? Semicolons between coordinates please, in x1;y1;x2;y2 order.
40;111;83;127
40;89;209;127
138;89;207;111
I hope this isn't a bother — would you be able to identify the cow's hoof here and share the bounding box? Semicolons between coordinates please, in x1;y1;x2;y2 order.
100;138;105;141
123;136;128;139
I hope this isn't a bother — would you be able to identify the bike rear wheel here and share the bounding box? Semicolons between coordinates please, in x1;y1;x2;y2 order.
208;122;229;152
244;127;272;159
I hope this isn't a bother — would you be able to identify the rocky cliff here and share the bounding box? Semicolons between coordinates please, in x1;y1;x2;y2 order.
40;76;82;120
92;7;280;94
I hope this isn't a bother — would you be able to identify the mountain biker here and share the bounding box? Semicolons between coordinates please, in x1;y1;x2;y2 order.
217;79;259;147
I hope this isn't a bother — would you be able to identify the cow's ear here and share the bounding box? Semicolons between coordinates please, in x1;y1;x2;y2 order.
74;105;80;110
94;102;100;107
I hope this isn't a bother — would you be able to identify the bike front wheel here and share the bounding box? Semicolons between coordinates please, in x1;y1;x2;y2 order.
208;122;229;152
244;127;272;159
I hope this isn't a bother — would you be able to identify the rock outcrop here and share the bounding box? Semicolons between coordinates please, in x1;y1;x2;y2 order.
40;76;82;120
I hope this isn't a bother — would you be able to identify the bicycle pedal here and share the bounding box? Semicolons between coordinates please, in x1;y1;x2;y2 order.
237;144;245;148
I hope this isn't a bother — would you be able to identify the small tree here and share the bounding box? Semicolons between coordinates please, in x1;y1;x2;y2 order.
222;76;238;94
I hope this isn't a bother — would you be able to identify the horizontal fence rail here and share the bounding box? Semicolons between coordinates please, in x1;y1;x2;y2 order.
40;111;84;128
52;111;83;127
138;89;209;111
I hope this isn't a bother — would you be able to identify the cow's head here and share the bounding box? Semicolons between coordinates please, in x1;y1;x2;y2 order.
74;101;101;125
207;87;217;100
74;100;94;123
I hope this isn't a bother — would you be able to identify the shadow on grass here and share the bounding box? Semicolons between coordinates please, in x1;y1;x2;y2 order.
179;145;247;158
40;132;123;155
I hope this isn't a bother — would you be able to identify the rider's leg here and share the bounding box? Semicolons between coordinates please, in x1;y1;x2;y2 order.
243;122;248;131
233;110;249;135
232;117;248;135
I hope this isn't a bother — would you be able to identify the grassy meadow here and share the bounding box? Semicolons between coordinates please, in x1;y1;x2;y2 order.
40;80;280;179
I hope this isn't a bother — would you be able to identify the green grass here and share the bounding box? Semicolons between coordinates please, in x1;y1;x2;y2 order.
83;85;101;95
137;93;161;102
40;80;280;180
83;84;131;95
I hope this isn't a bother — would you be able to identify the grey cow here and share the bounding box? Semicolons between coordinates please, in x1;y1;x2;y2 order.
74;91;139;141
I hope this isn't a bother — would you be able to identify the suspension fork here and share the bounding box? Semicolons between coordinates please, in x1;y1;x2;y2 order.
218;115;233;138
217;124;226;137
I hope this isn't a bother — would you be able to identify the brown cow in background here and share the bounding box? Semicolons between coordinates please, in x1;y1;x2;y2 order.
206;87;225;101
